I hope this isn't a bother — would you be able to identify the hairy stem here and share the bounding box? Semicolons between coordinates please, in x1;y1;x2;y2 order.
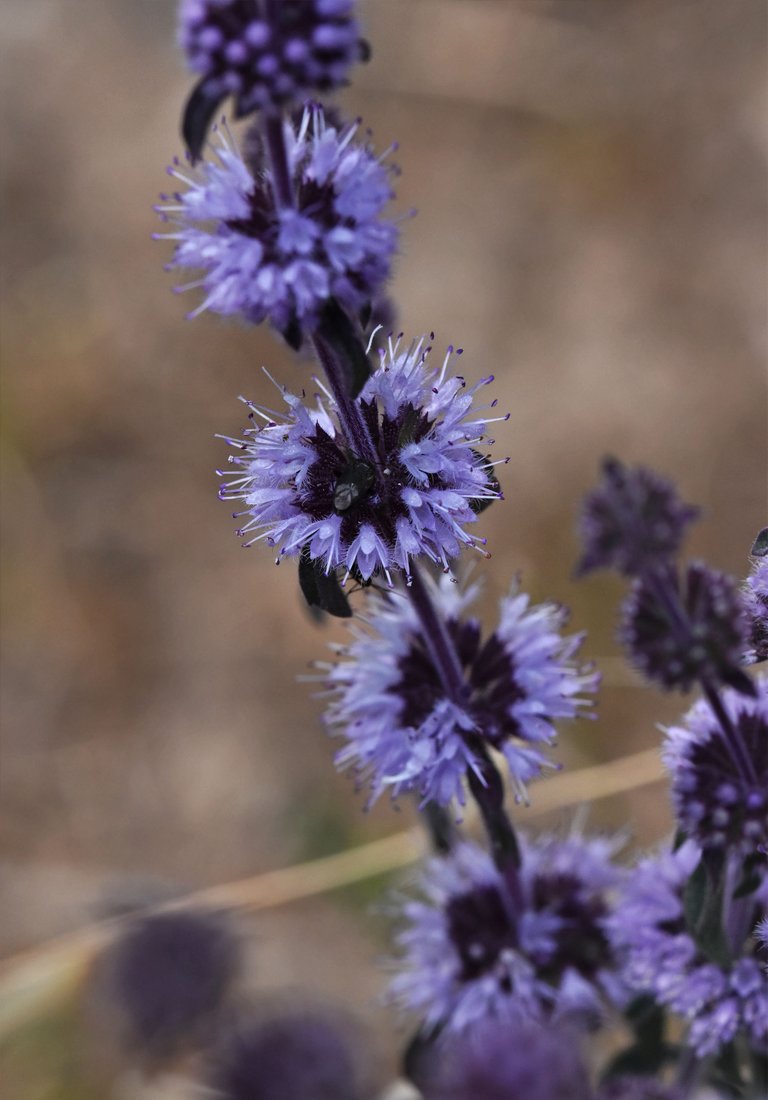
311;332;378;466
263;110;294;209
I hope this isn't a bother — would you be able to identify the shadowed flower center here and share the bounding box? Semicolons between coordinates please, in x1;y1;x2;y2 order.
446;884;516;983
392;618;524;746
680;710;768;847
297;399;441;547
530;872;612;982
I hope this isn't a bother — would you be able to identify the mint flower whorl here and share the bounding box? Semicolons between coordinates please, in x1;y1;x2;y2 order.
662;677;768;854
179;0;365;114
390;835;623;1033
609;841;768;1056
421;1018;592;1100
323;575;599;807
155;108;398;340
219;339;505;582
743;554;768;665
577;458;699;578
101;910;239;1062
620;563;749;692
209;1011;363;1100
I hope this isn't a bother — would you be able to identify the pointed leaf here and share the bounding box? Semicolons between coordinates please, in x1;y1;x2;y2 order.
751;527;768;557
182;77;227;163
298;550;352;618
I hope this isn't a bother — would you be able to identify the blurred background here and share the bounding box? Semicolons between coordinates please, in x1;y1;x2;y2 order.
1;0;766;1095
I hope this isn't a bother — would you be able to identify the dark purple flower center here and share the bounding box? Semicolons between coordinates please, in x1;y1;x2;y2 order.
392;618;524;748
677;709;768;849
529;872;612;982
446;884;516;984
297;400;441;550
446;872;611;990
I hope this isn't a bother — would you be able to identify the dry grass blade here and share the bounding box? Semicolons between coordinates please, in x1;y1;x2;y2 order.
0;746;664;1038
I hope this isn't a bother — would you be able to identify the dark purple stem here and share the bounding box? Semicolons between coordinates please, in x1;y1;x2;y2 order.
263;110;294;209
311;333;378;466
407;567;466;702
702;679;758;784
408;566;522;878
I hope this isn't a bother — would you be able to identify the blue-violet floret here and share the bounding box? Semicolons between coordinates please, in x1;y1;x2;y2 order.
155;108;398;338
662;676;767;854
577;458;698;578
609;840;768;1056
219;338;505;583
390;833;624;1033
323;574;599;807
179;0;365;116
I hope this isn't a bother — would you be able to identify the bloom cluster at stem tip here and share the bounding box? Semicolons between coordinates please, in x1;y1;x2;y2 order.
179;0;366;117
218;336;507;584
323;573;599;807
390;833;624;1033
609;840;768;1057
155;107;399;341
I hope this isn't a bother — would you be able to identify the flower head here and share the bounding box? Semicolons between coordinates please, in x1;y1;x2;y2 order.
420;1017;592;1100
208;1010;364;1100
219;338;505;584
179;0;366;116
156;108;398;340
609;840;768;1057
577;458;698;578
743;554;768;665
390;833;623;1033
100;909;238;1062
620;563;749;692
323;574;598;807
662;677;768;854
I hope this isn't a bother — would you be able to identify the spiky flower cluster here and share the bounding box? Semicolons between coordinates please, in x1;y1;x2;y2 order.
324;575;599;806
662;676;768;853
219;338;505;582
620;562;749;693
609;841;768;1057
208;1011;363;1100
156;108;398;339
577;457;698;578
420;1018;592;1100
391;834;623;1033
179;0;365;115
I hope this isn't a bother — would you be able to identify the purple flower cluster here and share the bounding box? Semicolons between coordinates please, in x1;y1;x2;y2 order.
324;575;598;806
662;676;768;853
577;458;698;578
219;338;504;582
420;1017;592;1100
179;0;365;115
156;107;398;338
620;562;749;693
391;833;623;1032
609;841;768;1056
101;910;238;1062
208;1010;363;1100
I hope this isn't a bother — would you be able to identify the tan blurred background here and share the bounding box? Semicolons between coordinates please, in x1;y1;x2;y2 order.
1;0;767;1094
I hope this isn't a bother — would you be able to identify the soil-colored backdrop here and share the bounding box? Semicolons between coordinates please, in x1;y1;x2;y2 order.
2;1;766;1095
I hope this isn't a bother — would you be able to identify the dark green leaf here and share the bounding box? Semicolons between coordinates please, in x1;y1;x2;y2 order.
684;851;730;965
182;77;226;163
751;527;768;558
298;550;352;618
